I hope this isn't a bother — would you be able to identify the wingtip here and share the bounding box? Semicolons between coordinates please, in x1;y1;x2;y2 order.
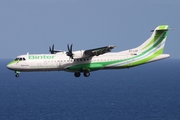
109;45;116;48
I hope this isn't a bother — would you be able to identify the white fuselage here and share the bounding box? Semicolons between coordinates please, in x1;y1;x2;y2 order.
7;51;132;72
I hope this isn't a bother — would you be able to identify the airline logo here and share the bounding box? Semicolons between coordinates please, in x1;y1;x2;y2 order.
28;55;55;60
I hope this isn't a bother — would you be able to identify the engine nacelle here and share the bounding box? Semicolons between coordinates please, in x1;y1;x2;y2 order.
72;50;88;59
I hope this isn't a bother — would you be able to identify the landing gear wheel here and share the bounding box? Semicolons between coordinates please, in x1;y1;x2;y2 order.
15;73;19;78
83;71;90;77
74;72;81;77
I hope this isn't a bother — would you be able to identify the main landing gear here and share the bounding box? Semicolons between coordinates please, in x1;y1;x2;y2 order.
74;71;90;77
74;72;81;77
83;70;90;77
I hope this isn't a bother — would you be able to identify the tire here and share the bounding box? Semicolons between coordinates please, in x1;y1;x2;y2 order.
83;71;90;77
74;72;81;77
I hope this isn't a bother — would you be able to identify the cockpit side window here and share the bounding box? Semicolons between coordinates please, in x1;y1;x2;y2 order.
14;57;26;61
15;58;19;61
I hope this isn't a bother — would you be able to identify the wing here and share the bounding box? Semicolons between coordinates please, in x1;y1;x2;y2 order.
84;45;116;56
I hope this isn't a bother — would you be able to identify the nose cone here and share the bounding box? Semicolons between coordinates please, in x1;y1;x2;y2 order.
7;63;14;70
7;64;11;69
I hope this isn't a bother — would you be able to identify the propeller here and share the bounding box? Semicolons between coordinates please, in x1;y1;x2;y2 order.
49;44;55;54
66;44;74;59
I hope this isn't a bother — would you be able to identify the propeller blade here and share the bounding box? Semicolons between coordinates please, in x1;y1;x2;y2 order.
49;46;51;52
52;44;54;51
67;44;70;51
49;44;55;54
66;43;73;59
70;44;72;53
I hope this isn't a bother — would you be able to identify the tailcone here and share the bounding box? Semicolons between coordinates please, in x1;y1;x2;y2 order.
148;54;170;63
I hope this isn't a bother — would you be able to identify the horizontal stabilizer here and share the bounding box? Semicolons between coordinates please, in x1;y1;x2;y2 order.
151;28;173;32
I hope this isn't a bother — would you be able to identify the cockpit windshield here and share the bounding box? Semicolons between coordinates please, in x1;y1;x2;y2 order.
15;57;26;61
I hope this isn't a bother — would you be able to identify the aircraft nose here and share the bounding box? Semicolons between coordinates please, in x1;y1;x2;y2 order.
7;64;13;70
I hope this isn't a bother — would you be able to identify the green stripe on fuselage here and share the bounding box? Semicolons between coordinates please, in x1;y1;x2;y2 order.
67;59;125;72
128;48;164;67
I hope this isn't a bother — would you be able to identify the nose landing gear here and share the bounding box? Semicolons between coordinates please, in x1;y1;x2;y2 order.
15;73;19;77
15;71;20;78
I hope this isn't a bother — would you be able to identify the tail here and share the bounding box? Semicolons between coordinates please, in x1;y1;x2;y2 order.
137;25;169;53
130;25;171;66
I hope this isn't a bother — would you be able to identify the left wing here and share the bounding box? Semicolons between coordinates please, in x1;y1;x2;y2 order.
84;45;116;56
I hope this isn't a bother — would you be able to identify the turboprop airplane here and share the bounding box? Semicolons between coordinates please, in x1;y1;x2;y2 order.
7;25;171;78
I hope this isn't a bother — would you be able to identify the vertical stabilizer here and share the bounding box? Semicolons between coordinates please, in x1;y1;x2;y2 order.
128;25;170;66
137;25;169;54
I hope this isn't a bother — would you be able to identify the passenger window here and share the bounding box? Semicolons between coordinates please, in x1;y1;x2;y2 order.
19;58;22;61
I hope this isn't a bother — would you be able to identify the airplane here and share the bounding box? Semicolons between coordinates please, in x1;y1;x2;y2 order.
7;25;171;78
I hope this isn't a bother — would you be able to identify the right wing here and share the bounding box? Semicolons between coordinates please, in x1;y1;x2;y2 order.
84;45;116;57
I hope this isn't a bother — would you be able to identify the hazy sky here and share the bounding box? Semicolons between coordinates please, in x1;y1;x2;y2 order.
0;0;179;59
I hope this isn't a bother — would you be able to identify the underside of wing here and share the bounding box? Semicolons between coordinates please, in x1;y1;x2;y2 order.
84;45;116;56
